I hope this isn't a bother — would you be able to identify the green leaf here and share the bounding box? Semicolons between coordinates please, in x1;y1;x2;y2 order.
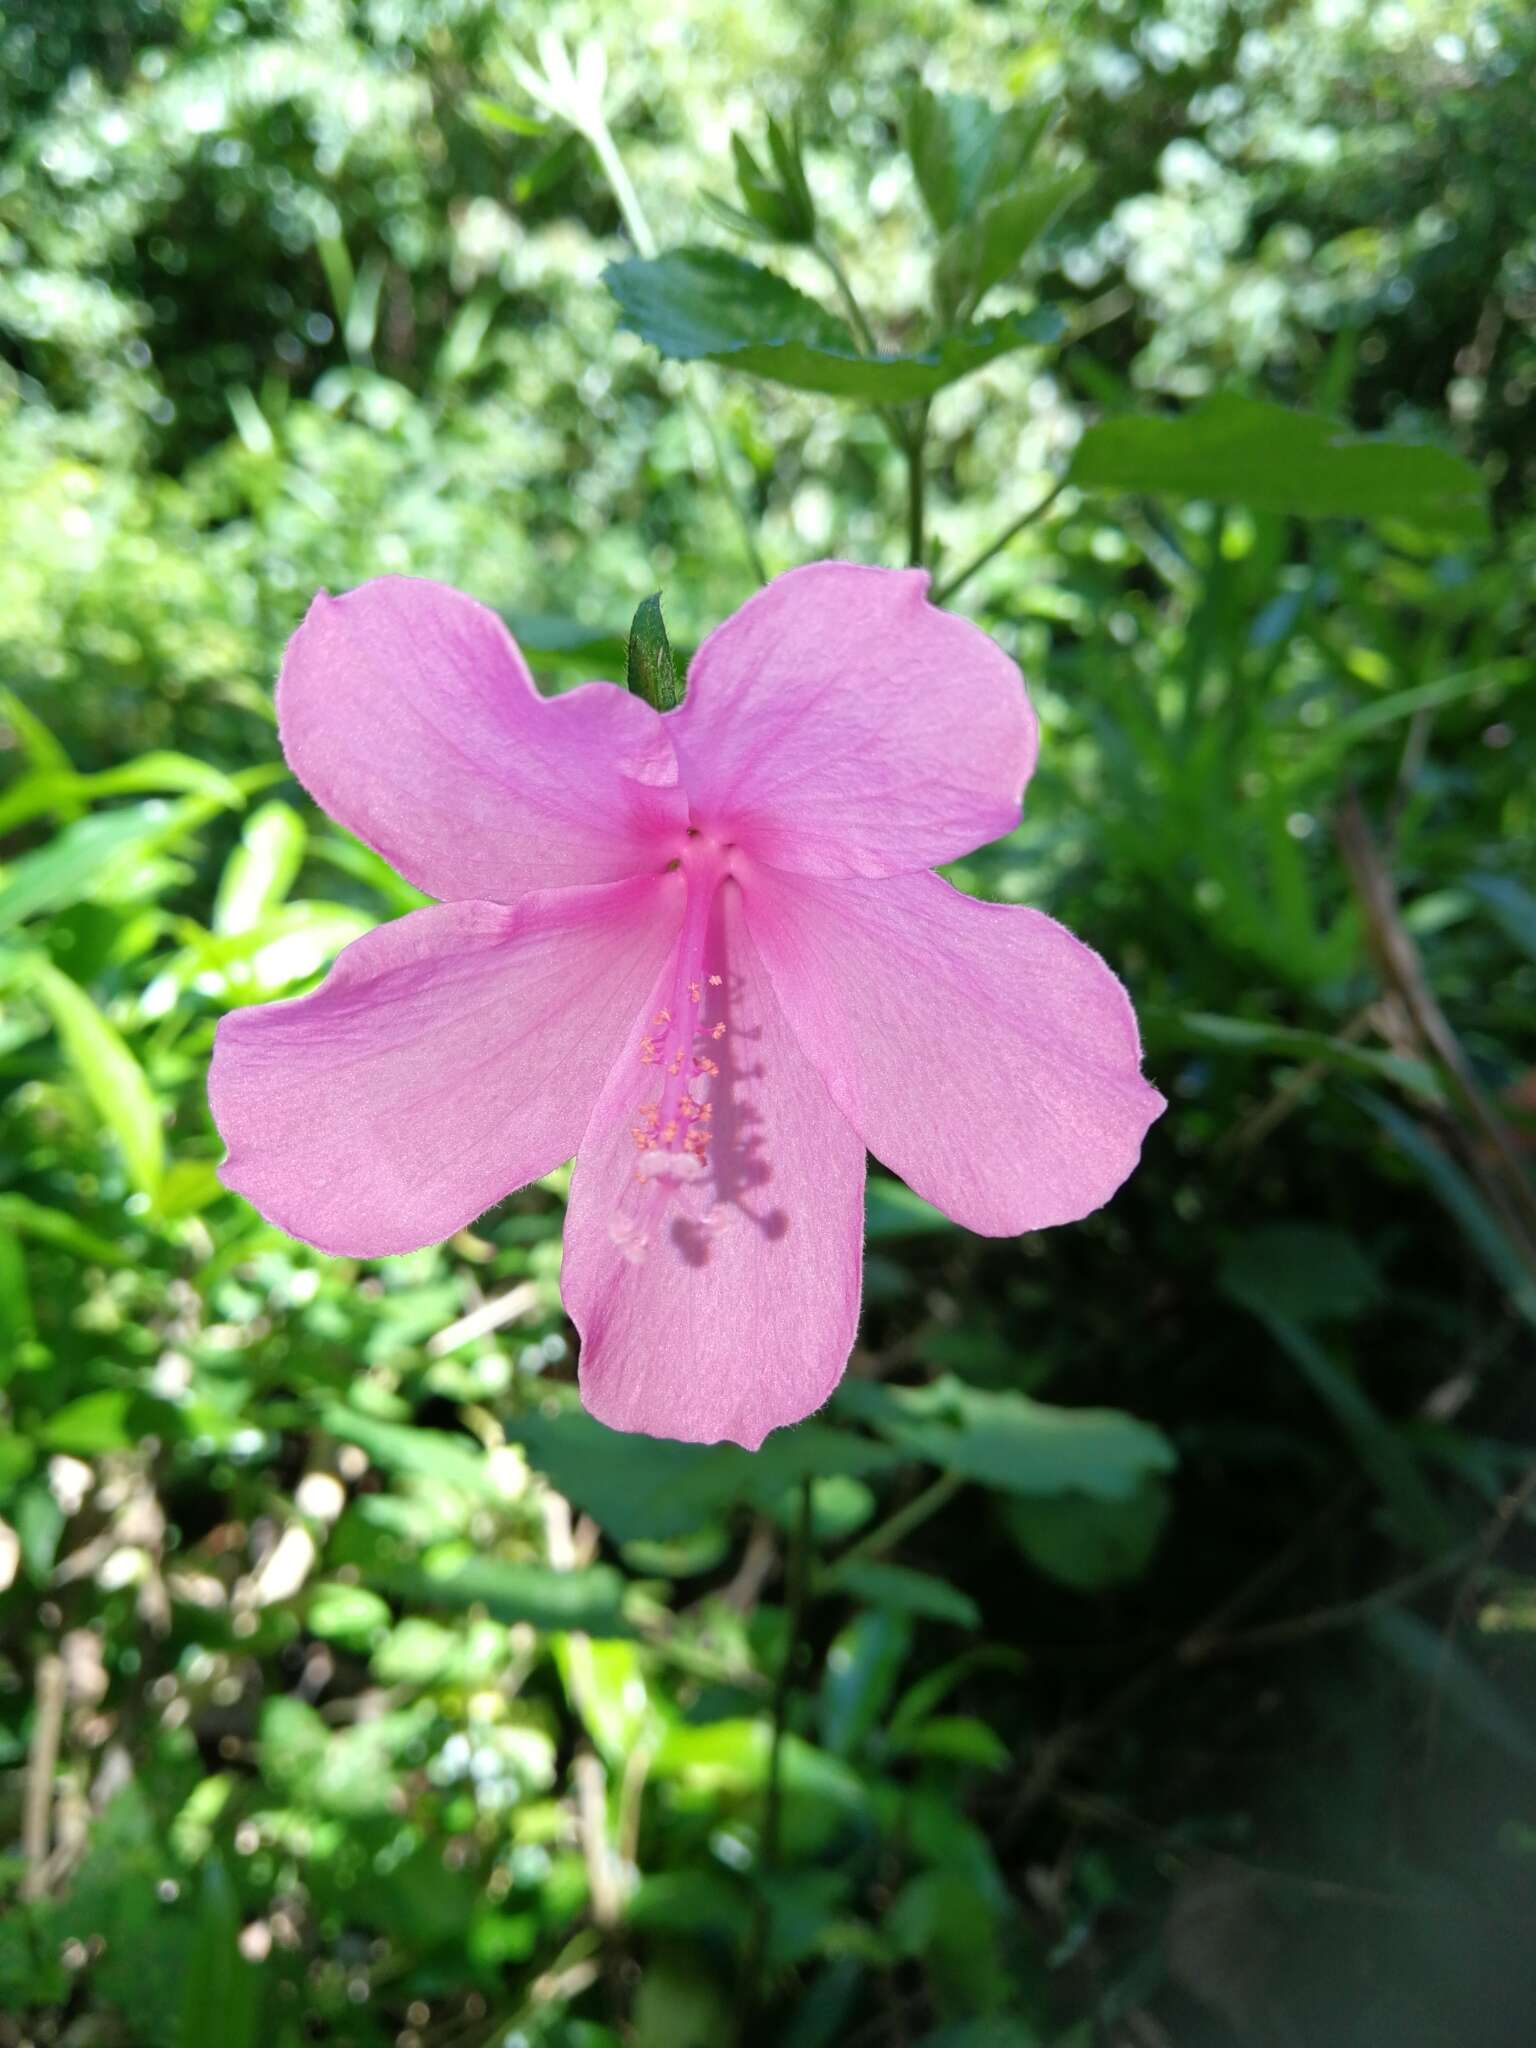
372;1551;632;1636
1218;1224;1381;1326
319;1406;505;1497
906;85;1050;232
823;1558;980;1628
0;1225;38;1371
1466;873;1536;963
213;800;306;935
507;1402;899;1542
835;1375;1176;1501
1001;1477;1170;1591
0;805;187;931
605;247;1061;402
0;752;245;836
1369;1608;1536;1771
499;610;630;670
1147;1007;1442;1101
1068;394;1490;539
466;92;547;137
935;166;1091;314
626;592;682;711
0;1192;130;1265
865;1175;956;1241
0;685;75;782
1223;1288;1456;1554
888;1715;1010;1770
306;1582;392;1649
23;957;164;1198
178;1861;259;2048
820;1608;912;1759
1356;1091;1536;1330
42;1389;137;1454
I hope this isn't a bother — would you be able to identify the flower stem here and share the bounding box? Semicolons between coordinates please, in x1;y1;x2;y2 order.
905;407;929;569
931;476;1066;605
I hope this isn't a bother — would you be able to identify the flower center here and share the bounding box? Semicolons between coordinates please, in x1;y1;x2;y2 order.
609;837;736;1266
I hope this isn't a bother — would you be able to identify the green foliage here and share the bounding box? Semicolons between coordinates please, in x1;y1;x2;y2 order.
3;3;1535;2045
1068;393;1491;539
605;247;1062;401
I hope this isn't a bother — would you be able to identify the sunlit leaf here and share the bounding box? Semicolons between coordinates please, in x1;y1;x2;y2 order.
212;800;306;935
906;85;1050;232
606;247;1061;401
23;956;164;1198
1069;394;1490;539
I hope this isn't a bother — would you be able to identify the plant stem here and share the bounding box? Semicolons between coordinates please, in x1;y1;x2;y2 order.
830;1470;966;1574
582;101;768;586
931;476;1066;605
815;243;879;356
905;408;929;569
762;1476;813;1872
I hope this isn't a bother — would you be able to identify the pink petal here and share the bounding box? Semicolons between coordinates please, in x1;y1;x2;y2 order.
665;562;1037;878
210;878;683;1257
278;578;687;901
562;881;866;1448
743;864;1164;1236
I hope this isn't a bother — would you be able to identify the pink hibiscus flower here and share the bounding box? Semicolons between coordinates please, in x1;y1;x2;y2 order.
209;564;1163;1447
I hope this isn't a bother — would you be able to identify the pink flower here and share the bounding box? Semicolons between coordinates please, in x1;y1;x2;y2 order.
209;564;1163;1447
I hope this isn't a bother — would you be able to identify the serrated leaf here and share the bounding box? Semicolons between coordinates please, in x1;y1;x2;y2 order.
606;247;1061;402
936;166;1092;313
907;85;1051;231
1068;394;1489;539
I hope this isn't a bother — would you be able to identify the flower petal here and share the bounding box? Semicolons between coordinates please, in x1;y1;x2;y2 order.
666;562;1036;878
210;878;683;1257
563;881;866;1448
743;864;1164;1235
279;577;687;900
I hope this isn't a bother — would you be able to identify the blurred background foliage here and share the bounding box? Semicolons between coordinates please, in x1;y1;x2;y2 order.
2;1;1535;2043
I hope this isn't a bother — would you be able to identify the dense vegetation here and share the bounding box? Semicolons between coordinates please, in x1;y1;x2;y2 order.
2;3;1534;2044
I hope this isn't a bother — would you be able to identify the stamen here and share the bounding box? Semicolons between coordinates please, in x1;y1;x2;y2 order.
612;844;735;1264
